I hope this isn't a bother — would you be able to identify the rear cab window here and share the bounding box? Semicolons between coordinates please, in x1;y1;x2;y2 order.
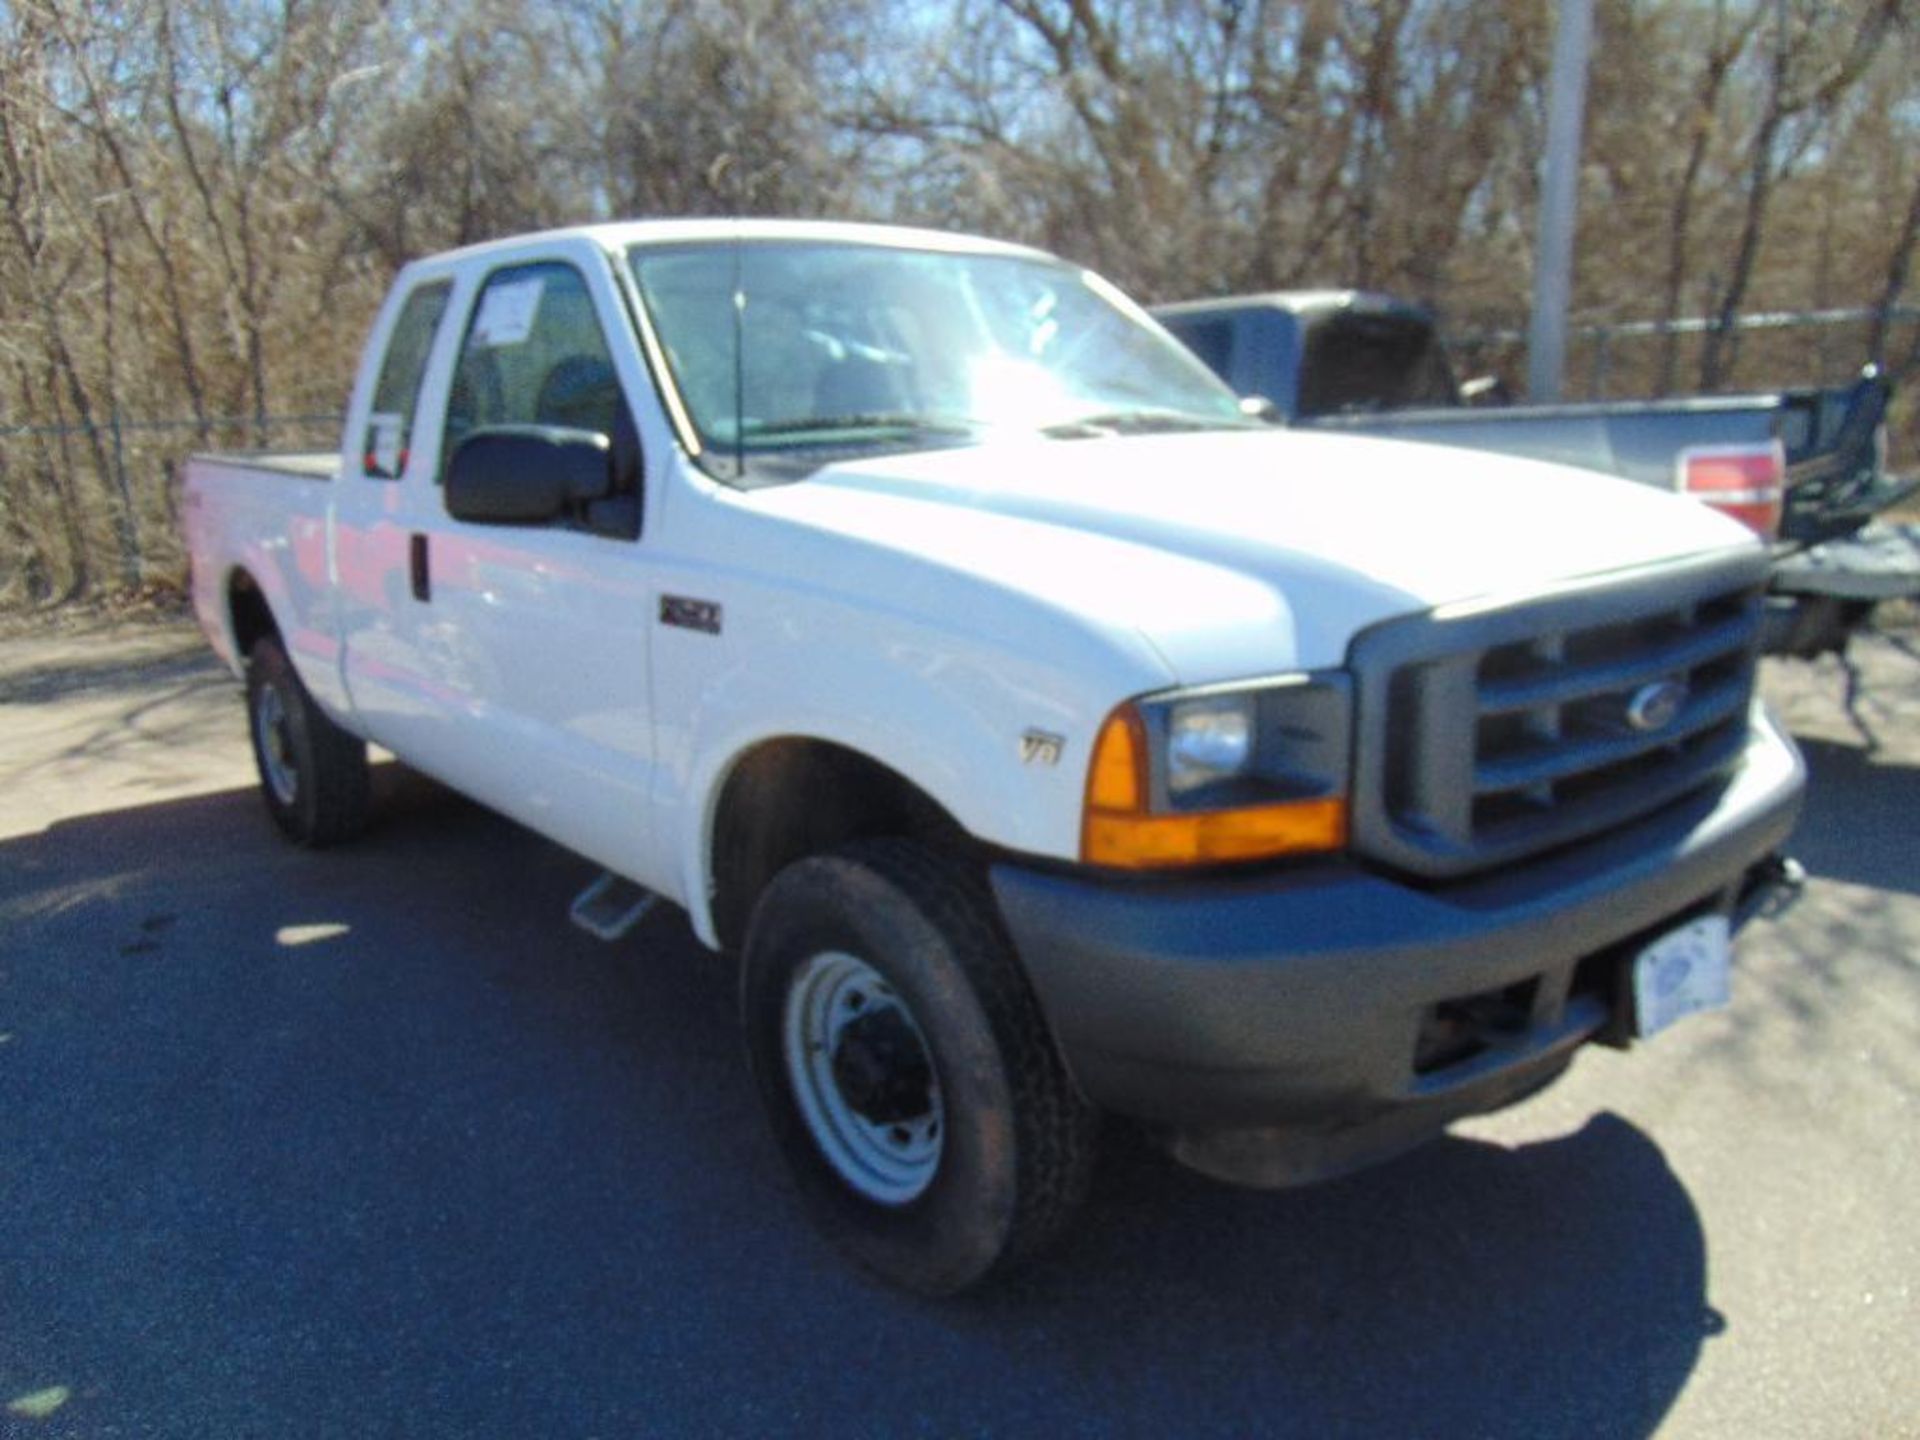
1297;313;1458;418
363;281;453;479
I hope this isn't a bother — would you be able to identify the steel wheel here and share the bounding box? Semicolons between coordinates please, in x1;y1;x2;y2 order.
782;949;945;1206
743;839;1098;1293
253;681;299;806
244;636;371;847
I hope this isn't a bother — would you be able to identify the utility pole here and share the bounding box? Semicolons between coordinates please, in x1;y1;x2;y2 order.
1528;0;1594;403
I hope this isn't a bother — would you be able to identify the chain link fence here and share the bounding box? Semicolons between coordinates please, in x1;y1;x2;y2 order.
1450;304;1920;476
0;412;345;605
3;304;1917;607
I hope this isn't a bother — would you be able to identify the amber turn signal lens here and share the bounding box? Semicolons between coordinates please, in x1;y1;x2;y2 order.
1083;797;1348;869
1085;707;1148;812
1080;706;1347;869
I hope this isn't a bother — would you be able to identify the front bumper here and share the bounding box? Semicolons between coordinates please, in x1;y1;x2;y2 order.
990;707;1805;1187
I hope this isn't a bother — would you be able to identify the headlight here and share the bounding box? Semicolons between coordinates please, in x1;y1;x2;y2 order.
1167;696;1254;795
1082;672;1352;869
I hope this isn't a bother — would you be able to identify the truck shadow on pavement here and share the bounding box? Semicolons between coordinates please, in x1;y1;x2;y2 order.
1;777;1711;1439
1785;735;1920;897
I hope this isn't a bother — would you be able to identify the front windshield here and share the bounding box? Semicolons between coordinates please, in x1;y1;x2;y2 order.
627;240;1249;475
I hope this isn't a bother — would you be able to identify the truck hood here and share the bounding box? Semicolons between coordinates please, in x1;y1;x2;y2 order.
749;427;1757;683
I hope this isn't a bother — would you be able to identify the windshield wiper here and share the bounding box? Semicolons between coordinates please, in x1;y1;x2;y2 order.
741;413;983;439
1039;408;1255;438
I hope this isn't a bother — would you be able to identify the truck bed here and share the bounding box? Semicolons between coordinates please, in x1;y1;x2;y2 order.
180;451;343;696
186;450;339;481
1304;398;1786;491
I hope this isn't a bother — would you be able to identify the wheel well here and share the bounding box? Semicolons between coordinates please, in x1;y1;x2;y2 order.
709;740;971;952
227;570;278;658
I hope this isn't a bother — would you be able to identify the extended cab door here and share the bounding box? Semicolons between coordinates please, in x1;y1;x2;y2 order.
390;248;660;882
333;274;459;752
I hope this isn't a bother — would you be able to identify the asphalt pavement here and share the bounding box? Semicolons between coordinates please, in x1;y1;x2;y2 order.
1;613;1915;1438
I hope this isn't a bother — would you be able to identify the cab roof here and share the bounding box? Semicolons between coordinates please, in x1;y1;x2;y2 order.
414;218;1060;272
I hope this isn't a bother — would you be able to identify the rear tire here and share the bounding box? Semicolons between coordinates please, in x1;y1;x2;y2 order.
741;837;1097;1295
245;636;370;847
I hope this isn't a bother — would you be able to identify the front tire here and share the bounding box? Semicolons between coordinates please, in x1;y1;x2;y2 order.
245;636;370;847
742;838;1097;1294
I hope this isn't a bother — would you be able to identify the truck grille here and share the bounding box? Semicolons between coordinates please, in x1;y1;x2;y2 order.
1347;552;1767;880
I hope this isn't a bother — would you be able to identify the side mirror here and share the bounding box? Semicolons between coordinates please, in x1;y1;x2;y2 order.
1238;395;1281;423
445;426;613;525
1459;375;1512;407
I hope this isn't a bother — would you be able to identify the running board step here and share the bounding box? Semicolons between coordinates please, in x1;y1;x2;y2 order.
569;872;659;941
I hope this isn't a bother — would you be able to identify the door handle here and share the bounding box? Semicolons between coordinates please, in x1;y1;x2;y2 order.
409;532;430;602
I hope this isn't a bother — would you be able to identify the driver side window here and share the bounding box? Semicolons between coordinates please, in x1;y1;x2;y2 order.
443;261;642;534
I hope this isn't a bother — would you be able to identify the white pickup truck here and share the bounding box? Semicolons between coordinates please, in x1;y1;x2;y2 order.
184;220;1805;1294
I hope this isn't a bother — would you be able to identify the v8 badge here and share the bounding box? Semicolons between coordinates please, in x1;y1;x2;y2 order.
1020;729;1066;767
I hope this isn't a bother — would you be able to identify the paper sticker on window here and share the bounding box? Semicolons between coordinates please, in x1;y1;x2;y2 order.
471;277;545;348
365;411;404;477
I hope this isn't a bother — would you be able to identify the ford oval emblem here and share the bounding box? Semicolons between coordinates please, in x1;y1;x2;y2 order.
1626;679;1689;733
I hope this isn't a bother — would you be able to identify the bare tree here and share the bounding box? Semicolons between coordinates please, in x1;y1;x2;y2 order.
1697;0;1901;389
0;0;1914;607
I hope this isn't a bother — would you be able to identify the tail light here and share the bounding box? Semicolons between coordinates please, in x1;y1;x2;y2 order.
1677;441;1785;540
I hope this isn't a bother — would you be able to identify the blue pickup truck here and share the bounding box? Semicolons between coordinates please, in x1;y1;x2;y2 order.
1155;291;1918;656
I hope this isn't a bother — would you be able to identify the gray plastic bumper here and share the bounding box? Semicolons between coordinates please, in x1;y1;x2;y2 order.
990;708;1804;1185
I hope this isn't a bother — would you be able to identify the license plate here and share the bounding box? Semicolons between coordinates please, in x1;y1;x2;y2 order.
1632;915;1732;1039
